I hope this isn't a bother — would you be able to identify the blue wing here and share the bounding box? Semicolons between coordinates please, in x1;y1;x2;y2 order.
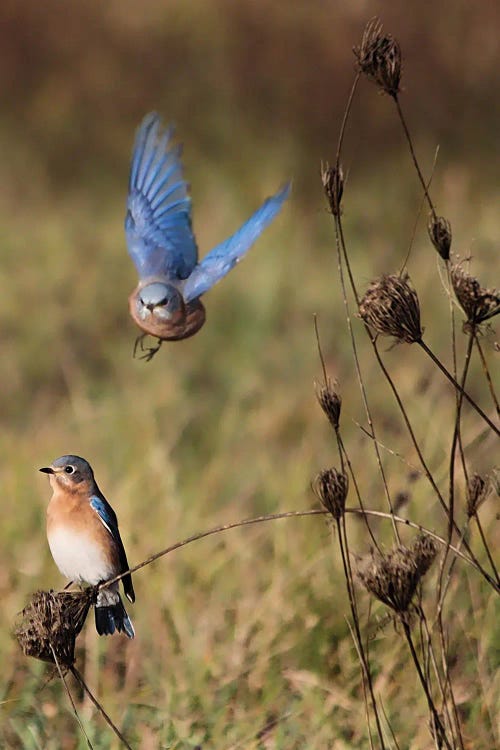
90;496;120;541
183;183;290;303
125;113;198;281
90;495;135;601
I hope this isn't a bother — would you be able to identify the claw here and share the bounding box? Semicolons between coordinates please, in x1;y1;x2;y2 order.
133;333;163;362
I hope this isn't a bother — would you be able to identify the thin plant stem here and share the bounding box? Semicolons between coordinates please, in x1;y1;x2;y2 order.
446;266;470;559
445;329;474;557
352;335;494;589
50;647;94;750
313;314;345;473
335;72;361;163
332;185;400;542
392;95;436;218
401;622;453;750
344;618;376;750
329;71;400;541
379;698;402;750
474;333;500;416
417;607;463;749
70;667;133;750
417;339;500;436
339;435;382;552
337;517;386;750
100;506;492;593
400;146;440;273
437;620;466;750
474;513;500;584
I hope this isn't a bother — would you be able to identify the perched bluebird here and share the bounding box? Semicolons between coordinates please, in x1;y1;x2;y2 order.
125;112;290;359
41;455;135;638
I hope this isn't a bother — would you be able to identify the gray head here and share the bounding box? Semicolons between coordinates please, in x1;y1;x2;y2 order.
39;454;95;490
136;282;183;322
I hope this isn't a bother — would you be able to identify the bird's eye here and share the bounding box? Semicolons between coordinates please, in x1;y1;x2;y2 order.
65;466;75;474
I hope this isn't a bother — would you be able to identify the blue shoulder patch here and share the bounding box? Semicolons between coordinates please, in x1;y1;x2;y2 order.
90;496;119;540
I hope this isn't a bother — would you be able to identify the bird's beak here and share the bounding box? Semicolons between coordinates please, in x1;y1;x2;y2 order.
39;467;55;474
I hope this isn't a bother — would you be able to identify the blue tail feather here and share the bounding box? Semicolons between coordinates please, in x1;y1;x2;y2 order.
95;595;135;639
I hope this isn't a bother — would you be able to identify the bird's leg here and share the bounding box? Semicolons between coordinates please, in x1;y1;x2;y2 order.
133;333;146;359
133;333;163;362
63;580;74;590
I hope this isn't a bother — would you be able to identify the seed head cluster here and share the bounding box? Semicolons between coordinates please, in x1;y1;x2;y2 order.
359;274;423;343
354;18;402;98
315;380;342;432
15;589;93;668
451;264;500;326
313;467;348;520
466;473;488;518
428;214;452;260
321;163;344;217
357;534;438;613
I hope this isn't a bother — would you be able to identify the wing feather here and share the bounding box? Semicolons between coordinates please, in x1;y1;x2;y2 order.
90;496;135;603
125;113;198;281
183;183;290;302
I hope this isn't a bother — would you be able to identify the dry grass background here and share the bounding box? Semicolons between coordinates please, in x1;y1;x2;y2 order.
0;2;499;748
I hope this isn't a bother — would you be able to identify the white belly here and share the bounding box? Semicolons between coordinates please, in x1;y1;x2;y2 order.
48;526;116;585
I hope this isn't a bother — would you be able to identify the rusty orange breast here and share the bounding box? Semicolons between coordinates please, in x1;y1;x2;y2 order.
128;288;206;341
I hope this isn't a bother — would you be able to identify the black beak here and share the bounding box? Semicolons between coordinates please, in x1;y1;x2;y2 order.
39;467;55;474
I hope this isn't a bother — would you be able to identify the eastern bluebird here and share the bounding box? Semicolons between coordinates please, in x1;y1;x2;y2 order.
41;455;135;639
125;112;290;359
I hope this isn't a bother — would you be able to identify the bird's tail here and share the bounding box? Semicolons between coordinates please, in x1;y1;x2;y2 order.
95;589;135;639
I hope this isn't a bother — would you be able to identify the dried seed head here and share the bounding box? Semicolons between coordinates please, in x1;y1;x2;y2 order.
313;468;348;519
359;274;423;343
428;214;452;260
451;264;500;327
357;534;438;613
354;18;402;97
315;380;342;431
411;534;439;576
14;589;93;668
321;162;344;217
467;473;488;517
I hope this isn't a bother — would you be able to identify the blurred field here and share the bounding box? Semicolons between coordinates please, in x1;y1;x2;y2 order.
1;2;499;748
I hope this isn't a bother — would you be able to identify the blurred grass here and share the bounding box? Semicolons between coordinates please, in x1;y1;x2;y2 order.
1;2;499;748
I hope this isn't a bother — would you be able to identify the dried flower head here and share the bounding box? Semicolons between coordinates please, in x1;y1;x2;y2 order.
359;274;423;343
354;18;402;97
466;473;489;518
313;468;348;519
321;162;344;217
315;380;342;432
428;214;452;260
14;589;93;668
451;264;500;326
357;534;438;613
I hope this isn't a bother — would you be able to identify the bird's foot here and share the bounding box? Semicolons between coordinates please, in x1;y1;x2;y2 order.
133;334;163;362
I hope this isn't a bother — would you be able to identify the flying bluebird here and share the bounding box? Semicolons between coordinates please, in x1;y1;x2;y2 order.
41;455;135;638
125;112;290;359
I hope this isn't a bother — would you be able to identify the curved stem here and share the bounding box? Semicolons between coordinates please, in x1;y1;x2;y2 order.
99;506;496;592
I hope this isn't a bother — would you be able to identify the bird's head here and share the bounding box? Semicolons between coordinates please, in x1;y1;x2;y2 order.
128;281;205;343
40;455;95;493
135;282;184;323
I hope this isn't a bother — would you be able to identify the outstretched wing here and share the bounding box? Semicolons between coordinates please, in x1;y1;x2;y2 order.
183;183;290;302
90;496;135;603
125;112;198;281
